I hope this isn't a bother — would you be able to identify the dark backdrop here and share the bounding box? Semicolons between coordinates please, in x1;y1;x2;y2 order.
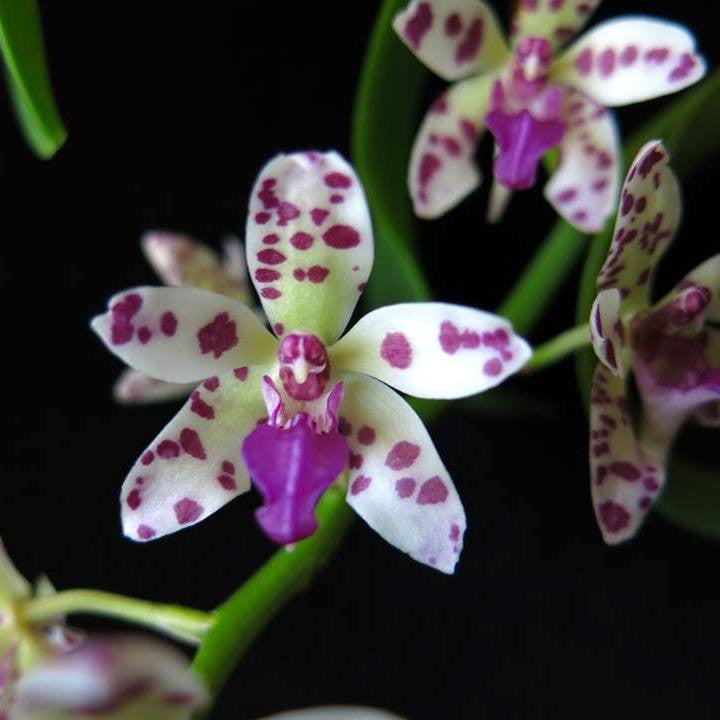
1;2;718;718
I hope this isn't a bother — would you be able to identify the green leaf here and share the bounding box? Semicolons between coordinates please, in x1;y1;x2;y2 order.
0;0;66;158
351;0;431;308
573;69;720;537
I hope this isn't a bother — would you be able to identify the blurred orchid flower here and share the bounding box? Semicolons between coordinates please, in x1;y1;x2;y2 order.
92;150;531;573
114;233;254;405
260;709;405;720
393;0;705;231
588;140;720;542
0;540;206;719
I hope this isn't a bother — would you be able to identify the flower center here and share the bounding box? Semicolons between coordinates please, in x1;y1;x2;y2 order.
278;333;330;401
509;37;554;102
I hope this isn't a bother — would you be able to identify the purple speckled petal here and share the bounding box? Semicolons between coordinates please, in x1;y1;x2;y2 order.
551;18;705;107
392;0;510;82
486;109;565;189
545;90;620;233
511;0;600;52
242;414;349;545
589;364;665;544
596;141;680;318
11;635;207;719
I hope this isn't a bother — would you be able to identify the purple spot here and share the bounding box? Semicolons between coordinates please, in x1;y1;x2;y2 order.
609;461;640;481
311;208;329;226
234;367;249;381
204;376;220;392
403;1;433;49
290;232;314;250
455;18;483;64
217;474;237;491
197;312;238;358
324;172;352;188
126;489;141;510
141;451;154;465
357;425;376;446
174;498;204;525
395;477;416;498
380;332;412;369
180;428;206;459
417;476;448;505
385;441;421;470
157;440;180;459
483;358;503;376
257;249;287;265
138;524;156;540
323;224;360;249
598;500;631;533
351;475;372;496
190;391;215;420
160;311;178;337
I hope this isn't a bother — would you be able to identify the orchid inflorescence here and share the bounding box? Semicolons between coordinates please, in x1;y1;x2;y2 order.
1;0;717;716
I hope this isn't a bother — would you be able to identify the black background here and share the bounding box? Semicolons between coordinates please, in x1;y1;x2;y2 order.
1;2;719;718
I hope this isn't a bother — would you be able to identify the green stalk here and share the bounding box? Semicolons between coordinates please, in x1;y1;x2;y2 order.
21;589;213;644
191;485;354;698
525;323;590;373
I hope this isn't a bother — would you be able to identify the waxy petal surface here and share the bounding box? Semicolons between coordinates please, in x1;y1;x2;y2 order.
331;303;531;399
393;0;510;81
544;90;620;232
12;635;207;720
120;367;266;542
589;365;664;544
552;18;705;107
243;414;349;544
339;372;465;573
92;287;276;383
589;289;625;375
246;152;373;344
143;232;252;305
409;75;494;218
113;369;195;405
511;0;600;52
596;141;680;317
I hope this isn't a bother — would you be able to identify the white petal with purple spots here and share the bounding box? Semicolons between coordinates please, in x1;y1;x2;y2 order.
246;151;373;345
552;18;706;107
589;365;664;544
120;366;268;542
544;90;620;233
339;372;465;574
408;75;494;218
393;0;510;81
511;0;601;52
331;303;531;399
596;141;680;317
92;287;277;383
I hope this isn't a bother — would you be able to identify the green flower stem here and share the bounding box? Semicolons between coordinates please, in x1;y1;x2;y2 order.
192;484;354;699
525;323;590;373
497;218;592;335
21;590;213;645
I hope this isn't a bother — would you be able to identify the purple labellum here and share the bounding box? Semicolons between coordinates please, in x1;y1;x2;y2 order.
486;109;566;189
242;413;349;544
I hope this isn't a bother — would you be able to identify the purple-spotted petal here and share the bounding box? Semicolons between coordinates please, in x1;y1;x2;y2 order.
331;303;531;399
338;372;465;574
409;75;493;218
142;232;253;305
246;151;373;344
92;287;276;383
260;709;406;720
589;289;625;375
242;413;349;544
113;369;195;405
511;0;600;52
544;90;620;232
551;18;705;107
120;367;267;542
589;365;665;544
392;0;510;81
596;141;680;317
11;635;207;720
486;108;565;189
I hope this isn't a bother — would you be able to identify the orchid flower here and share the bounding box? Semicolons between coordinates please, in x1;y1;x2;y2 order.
114;233;254;405
393;0;705;232
588;140;720;543
0;540;207;719
92;150;531;573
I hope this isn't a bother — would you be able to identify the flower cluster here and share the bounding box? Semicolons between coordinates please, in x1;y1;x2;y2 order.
92;151;532;574
588;141;719;542
393;0;705;230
